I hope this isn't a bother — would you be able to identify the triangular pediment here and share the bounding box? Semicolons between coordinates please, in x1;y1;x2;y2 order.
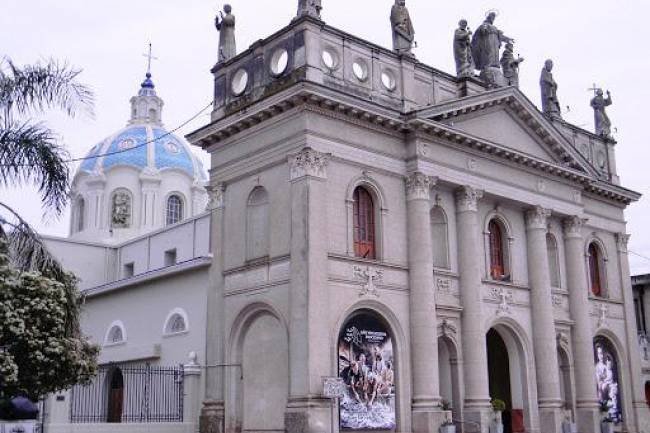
415;87;598;176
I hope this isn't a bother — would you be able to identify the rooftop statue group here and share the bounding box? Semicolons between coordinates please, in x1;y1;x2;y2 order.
213;1;614;140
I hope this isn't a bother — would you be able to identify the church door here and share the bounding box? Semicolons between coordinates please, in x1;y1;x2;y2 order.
487;329;513;433
107;368;124;423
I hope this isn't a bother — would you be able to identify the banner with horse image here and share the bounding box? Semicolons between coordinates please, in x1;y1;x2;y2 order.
338;313;395;430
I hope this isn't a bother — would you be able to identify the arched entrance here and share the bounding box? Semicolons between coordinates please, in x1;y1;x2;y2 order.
239;311;289;433
594;336;623;424
338;310;396;431
106;368;124;423
557;346;575;417
486;326;530;433
438;336;461;421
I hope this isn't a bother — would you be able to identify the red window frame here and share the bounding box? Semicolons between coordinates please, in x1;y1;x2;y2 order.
489;220;505;280
589;243;603;297
353;187;376;260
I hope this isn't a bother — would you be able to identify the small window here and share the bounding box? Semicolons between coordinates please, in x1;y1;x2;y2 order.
547;234;561;288
353;187;376;260
166;195;184;226
76;197;85;233
164;312;188;335
106;323;126;345
164;249;177;267
488;219;508;281
123;262;134;278
431;206;449;269
588;242;605;297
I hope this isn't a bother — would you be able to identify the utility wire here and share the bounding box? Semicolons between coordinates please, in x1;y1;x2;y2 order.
629;250;650;263
2;101;213;167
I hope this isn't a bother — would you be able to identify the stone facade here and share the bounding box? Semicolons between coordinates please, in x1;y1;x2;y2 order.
187;14;647;433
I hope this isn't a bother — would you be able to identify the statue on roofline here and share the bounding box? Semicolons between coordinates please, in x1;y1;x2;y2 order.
454;19;475;79
390;0;415;57
591;88;613;138
500;42;524;87
540;59;562;120
296;0;322;19
216;4;236;63
471;11;512;87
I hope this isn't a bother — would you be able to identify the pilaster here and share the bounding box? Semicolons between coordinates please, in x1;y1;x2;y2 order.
525;206;563;433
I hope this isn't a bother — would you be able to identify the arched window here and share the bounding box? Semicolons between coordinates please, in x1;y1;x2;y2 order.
105;321;126;345
166;194;184;226
107;368;124;423
163;309;189;335
246;187;270;260
431;206;449;269
111;189;132;229
488;219;507;280
76;197;85;233
353;187;376;259
588;242;605;297
547;234;561;288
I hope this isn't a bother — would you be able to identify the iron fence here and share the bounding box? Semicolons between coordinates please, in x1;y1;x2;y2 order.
70;363;184;423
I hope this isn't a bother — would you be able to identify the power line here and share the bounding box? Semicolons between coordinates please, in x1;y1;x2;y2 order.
629;250;650;263
2;101;213;167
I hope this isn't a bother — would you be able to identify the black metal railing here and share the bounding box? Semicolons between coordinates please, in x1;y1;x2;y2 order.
70;363;184;423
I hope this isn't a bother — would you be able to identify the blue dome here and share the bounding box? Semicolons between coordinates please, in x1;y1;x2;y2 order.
78;124;207;180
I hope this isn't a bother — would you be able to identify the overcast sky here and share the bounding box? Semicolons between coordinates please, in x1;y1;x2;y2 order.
2;0;650;274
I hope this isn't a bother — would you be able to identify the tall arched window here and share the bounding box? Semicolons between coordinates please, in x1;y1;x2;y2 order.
431;206;449;269
588;242;604;297
488;219;506;280
76;197;85;233
246;187;270;260
547;234;561;288
166;194;184;226
107;368;124;423
353;186;376;259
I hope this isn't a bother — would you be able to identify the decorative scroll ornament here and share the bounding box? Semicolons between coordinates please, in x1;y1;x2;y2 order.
551;294;565;309
595;303;609;328
353;266;383;297
405;172;436;201
562;216;587;238
438;318;458;338
489;287;514;315
525;206;551;230
207;183;226;210
289;147;330;180
455;186;484;212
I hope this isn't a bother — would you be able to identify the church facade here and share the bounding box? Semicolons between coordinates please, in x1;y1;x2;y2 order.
39;3;649;433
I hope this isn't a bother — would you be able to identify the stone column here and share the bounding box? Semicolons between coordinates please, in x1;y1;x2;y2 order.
184;352;203;427
615;233;649;432
200;183;226;433
455;186;492;433
525;207;563;433
562;216;600;433
286;147;331;433
406;172;444;433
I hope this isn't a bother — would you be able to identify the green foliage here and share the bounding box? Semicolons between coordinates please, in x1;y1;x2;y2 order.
0;237;98;401
491;398;506;412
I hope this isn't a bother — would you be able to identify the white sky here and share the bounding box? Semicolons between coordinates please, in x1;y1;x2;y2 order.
2;0;650;274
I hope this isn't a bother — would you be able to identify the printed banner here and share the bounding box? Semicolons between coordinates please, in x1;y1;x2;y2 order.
338;313;395;430
594;337;622;423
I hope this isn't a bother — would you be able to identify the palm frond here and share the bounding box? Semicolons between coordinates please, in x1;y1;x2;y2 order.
0;122;70;215
0;58;94;120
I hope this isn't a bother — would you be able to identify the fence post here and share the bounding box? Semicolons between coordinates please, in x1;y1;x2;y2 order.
183;352;202;428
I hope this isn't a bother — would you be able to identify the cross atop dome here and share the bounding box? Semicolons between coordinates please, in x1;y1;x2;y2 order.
129;43;164;126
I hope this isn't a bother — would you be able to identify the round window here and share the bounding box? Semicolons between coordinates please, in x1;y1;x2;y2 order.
322;49;338;71
270;48;289;76
381;70;396;91
352;61;368;82
231;68;249;96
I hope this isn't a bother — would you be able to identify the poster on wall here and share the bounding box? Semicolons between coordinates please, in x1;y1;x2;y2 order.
594;337;623;423
338;313;396;430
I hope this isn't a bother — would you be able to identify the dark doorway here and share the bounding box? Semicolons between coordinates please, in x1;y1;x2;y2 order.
107;368;124;423
487;329;513;433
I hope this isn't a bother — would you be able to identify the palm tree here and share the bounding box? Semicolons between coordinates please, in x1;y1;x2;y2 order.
0;57;93;282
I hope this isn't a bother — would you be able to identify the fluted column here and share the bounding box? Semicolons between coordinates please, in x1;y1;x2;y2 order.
406;172;444;433
615;233;648;432
200;183;226;433
562;216;600;433
286;147;331;433
525;207;563;433
455;186;491;432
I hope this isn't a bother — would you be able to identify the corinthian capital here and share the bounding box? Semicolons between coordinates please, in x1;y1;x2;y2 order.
405;172;436;201
289;147;330;180
207;183;226;210
525;206;551;230
562;216;587;238
455;186;483;212
616;233;631;252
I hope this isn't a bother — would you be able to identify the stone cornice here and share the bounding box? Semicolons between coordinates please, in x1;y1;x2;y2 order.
187;85;640;205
